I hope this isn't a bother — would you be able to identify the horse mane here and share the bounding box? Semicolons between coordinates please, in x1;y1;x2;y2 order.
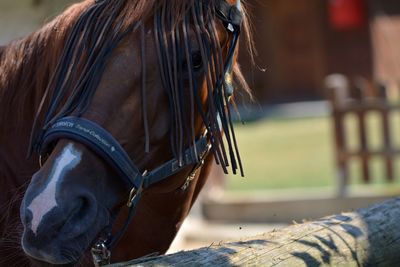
0;0;253;175
0;0;149;132
0;2;91;132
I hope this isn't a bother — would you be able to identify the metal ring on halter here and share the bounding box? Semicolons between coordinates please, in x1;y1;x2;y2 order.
39;153;49;168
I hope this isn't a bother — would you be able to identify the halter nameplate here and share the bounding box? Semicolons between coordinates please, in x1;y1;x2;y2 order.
39;117;143;189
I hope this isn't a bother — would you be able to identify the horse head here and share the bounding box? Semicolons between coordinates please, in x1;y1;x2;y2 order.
19;0;248;265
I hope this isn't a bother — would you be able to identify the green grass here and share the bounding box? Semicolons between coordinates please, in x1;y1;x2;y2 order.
226;114;400;191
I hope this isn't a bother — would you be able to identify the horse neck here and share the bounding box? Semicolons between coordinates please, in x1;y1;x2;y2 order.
0;6;83;185
0;39;48;186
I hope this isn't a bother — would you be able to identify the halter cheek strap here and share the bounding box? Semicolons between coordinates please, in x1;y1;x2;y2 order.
216;0;242;98
216;0;243;28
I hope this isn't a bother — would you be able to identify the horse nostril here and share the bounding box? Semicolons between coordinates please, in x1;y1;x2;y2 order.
59;194;98;240
69;197;90;221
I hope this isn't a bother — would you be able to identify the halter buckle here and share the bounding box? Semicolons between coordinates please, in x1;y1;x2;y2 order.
91;239;111;267
126;171;147;208
127;187;140;208
181;142;211;191
227;23;234;32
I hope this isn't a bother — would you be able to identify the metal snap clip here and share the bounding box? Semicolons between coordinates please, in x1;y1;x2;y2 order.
91;239;111;267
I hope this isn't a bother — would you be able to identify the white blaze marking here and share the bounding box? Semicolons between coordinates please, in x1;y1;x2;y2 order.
28;144;82;235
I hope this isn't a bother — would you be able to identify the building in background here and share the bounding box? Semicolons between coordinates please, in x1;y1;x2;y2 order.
240;0;400;104
1;0;400;104
0;0;73;45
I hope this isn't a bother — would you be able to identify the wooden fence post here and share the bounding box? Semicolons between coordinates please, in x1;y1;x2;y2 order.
325;74;350;196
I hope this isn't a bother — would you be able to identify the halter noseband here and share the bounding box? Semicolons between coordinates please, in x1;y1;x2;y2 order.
34;1;243;266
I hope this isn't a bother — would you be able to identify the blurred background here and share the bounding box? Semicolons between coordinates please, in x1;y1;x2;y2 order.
2;0;400;253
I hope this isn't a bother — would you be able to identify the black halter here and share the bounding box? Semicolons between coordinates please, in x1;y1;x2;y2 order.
39;116;211;265
33;1;243;266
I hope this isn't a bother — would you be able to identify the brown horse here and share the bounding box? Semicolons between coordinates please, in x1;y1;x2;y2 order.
0;0;252;266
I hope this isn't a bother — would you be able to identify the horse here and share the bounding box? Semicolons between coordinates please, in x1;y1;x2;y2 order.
0;0;252;266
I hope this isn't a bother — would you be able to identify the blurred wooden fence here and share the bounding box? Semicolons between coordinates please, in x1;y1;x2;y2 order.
325;74;400;195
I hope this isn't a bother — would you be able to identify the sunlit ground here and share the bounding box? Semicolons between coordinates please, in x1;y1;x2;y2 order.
227;113;400;191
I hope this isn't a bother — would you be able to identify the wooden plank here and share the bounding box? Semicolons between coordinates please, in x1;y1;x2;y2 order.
333;111;349;193
202;189;400;224
382;109;394;181
326;74;350;194
109;198;400;267
335;101;400;112
341;149;400;158
357;110;370;182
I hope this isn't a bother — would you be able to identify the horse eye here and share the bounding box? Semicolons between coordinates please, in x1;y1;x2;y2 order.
191;51;203;71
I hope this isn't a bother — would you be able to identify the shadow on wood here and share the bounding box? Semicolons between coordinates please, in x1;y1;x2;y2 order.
108;198;400;266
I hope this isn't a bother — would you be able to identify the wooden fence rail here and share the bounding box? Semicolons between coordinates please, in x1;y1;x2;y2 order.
108;198;400;267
